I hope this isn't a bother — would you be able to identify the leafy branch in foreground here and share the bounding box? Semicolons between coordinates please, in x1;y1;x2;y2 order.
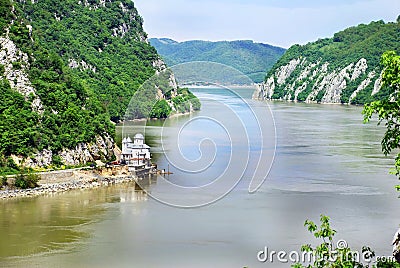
293;215;399;268
363;51;400;191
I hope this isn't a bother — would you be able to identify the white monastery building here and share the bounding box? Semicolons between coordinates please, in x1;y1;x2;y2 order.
121;133;151;169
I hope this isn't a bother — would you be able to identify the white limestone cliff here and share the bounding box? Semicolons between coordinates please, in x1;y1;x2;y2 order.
0;36;43;112
276;58;301;85
58;134;115;166
255;57;382;104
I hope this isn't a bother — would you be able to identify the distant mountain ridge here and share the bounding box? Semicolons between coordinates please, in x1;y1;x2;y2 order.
149;38;286;83
254;19;400;104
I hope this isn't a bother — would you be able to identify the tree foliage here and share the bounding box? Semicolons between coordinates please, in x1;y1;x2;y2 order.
363;51;400;190
0;0;13;32
150;100;171;119
293;215;399;268
0;80;39;157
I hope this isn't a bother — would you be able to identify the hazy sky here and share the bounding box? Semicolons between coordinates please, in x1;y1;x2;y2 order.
134;0;399;48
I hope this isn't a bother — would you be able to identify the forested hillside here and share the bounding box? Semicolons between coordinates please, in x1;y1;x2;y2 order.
150;38;286;83
254;19;400;104
0;0;198;173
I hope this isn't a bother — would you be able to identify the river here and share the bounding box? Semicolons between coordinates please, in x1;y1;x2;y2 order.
1;87;399;267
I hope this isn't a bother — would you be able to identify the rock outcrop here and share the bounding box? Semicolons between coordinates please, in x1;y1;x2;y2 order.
255;57;382;104
19;134;115;168
0;36;43;111
58;134;115;166
24;149;53;168
152;58;178;98
68;58;97;73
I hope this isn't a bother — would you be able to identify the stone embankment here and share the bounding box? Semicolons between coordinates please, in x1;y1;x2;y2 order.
0;170;140;199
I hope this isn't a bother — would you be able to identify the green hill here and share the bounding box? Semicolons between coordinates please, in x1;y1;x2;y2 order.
0;0;197;173
149;38;286;83
254;19;400;104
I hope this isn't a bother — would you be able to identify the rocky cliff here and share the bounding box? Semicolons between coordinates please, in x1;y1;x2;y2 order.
254;57;382;104
0;29;120;167
254;19;400;104
0;0;183;170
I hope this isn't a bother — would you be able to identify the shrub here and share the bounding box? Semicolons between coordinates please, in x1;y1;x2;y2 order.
52;155;63;167
7;157;18;170
14;172;40;189
1;176;7;186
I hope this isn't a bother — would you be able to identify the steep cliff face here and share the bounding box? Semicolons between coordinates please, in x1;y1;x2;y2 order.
254;19;400;104
0;36;42;111
13;134;115;168
254;57;380;104
0;0;182;170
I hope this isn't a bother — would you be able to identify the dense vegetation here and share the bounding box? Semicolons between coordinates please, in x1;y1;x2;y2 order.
16;0;161;122
267;19;400;104
0;0;13;33
150;38;286;83
0;79;39;157
0;0;198;173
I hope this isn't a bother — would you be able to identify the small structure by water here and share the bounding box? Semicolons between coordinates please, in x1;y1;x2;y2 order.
121;134;151;171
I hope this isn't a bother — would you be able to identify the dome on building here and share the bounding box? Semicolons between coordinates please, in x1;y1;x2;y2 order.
126;137;132;143
134;133;144;140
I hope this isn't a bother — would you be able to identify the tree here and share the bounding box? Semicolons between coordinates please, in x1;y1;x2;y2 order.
363;51;400;191
363;51;400;265
149;100;171;119
293;215;399;268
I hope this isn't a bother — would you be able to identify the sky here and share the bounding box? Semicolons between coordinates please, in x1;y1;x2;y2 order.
134;0;400;48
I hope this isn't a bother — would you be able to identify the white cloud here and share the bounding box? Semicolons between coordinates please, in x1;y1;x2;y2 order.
134;0;400;48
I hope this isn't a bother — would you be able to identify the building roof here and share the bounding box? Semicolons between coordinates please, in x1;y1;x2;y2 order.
122;137;133;143
121;133;151;155
134;133;144;140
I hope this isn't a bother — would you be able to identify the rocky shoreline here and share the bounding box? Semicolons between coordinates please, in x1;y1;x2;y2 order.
0;174;139;199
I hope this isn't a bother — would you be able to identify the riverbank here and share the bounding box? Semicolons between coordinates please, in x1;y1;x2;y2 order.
0;170;140;199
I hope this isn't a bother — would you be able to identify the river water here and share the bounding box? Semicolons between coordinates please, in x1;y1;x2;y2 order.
1;87;399;268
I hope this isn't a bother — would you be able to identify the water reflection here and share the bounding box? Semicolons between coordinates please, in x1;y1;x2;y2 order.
0;184;149;261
